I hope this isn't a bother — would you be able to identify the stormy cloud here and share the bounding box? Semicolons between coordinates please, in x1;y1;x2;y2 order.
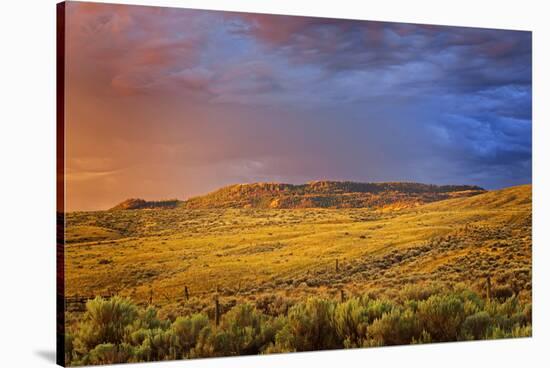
64;2;532;211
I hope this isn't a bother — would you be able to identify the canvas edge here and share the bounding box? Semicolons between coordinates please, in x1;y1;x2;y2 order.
56;2;66;367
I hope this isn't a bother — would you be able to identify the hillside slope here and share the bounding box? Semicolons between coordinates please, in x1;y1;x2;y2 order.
180;181;485;209
110;198;181;210
66;184;530;313
64;184;531;366
424;184;531;211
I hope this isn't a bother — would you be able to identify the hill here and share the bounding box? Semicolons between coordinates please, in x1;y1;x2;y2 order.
110;182;485;211
63;183;532;366
66;184;531;307
110;198;181;210
425;184;531;211
65;184;531;365
180;181;485;209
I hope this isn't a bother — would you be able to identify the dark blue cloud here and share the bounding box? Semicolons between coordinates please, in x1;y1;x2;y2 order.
220;15;532;189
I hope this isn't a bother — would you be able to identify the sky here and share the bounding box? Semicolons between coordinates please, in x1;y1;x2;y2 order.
64;2;532;211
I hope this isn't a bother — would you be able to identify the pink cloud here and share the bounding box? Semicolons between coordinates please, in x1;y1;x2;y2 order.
66;2;211;97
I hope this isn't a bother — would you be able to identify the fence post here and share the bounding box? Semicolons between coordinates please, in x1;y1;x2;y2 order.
184;285;189;300
486;275;492;300
511;279;519;296
340;289;345;303
335;259;339;273
149;288;153;305
214;296;220;326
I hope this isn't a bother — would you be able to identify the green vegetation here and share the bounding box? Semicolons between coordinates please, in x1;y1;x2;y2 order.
65;284;531;365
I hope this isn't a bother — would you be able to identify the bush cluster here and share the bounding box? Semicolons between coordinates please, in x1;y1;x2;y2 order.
65;287;531;366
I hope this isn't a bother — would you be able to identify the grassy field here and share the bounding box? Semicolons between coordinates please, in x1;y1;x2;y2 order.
63;184;532;365
65;184;531;310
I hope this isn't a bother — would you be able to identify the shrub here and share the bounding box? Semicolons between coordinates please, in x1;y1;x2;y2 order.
258;315;288;352
461;311;492;340
333;298;368;347
255;295;292;316
87;343;135;365
283;298;339;351
492;285;515;300
486;296;526;330
190;325;216;358
219;304;265;355
267;323;296;353
126;328;149;346
398;283;443;301
66;288;532;365
494;296;520;317
192;304;272;357
367;308;420;345
417;294;466;342
486;325;532;339
135;306;165;330
64;333;74;365
137;328;176;361
360;297;393;322
459;289;485;313
75;296;138;351
171;313;209;357
411;330;433;344
522;303;532;324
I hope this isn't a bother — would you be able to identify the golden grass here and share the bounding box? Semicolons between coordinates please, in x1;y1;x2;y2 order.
64;185;531;316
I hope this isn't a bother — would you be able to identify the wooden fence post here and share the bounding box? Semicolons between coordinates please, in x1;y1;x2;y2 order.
214;296;220;326
511;279;519;296
149;288;153;305
486;275;492;300
340;289;345;303
184;285;189;300
335;259;339;273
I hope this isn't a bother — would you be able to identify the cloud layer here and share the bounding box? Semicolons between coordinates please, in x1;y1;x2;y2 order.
64;3;532;211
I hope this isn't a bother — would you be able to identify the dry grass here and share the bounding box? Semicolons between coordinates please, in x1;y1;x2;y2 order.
64;184;531;319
